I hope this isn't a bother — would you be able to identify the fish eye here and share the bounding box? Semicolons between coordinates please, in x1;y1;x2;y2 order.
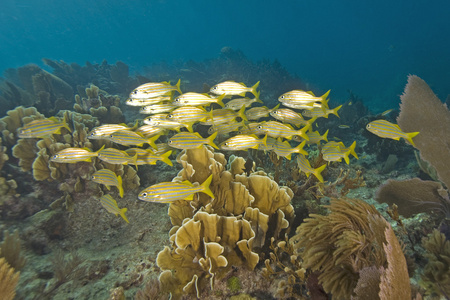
212;87;217;90
133;90;137;94
257;125;263;130
280;95;285;99
141;192;147;197
167;114;173;119
168;140;173;144
366;124;371;128
92;175;96;179
174;98;180;102
52;155;58;159
224;142;228;146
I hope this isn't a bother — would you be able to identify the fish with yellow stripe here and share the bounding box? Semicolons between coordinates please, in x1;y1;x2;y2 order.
92;169;124;198
99;194;129;223
166;106;211;128
18;117;71;138
108;131;160;148
272;139;308;160
50;147;102;163
210;81;260;98
138;174;214;203
98;148;137;165
270;107;308;127
88;124;133;139
168;132;218;150
128;80;181;100
201;106;247;126
296;154;327;183
125;148;173;166
219;134;267;151
366;120;419;146
139;103;177;114
321;141;356;164
126;95;172;106
278;90;330;108
224;93;262;110
245;106;274;120
302;105;342;119
258;120;311;140
173;92;225;107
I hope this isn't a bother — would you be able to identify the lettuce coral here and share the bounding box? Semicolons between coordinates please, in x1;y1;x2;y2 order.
156;145;295;298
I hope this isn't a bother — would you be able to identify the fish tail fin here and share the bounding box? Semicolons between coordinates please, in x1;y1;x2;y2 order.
216;94;225;108
255;90;263;103
117;175;124;198
313;164;327;183
285;153;292;160
95;145;106;156
322;129;329;142
207;131;219;149
148;134;160;149
132;153;138;171
297;123;310;141
183;123;194;133
251;81;260;98
130;120;140;130
270;103;280;112
322;98;330;109
405;132;420;147
332;105;342;118
294;140;308;155
321;90;331;101
62;119;72;133
200;174;215;199
175;79;182;94
238;105;247;121
348;141;358;159
343;150;351;164
160;150;173;166
261;134;268;148
119;207;129;223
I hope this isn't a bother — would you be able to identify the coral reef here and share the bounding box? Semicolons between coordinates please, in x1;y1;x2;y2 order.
0;230;26;270
0;64;73;116
375;178;449;218
74;84;125;124
291;197;411;299
0;255;20;300
420;229;450;298
397;75;450;189
156;146;294;298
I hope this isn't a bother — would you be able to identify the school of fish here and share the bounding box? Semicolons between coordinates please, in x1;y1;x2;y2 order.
17;78;419;222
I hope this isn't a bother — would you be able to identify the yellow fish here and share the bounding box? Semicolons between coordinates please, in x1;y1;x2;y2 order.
129;80;181;100
139;103;177;114
366;120;419;146
50;147;100;163
296;154;326;183
168;132;218;150
92;169;124;198
258;121;311;140
210;81;260;98
278;90;330;107
272;139;308;160
219;134;267;151
126;95;172;106
99;194;129;223
224;93;262;110
270;108;307;127
98;148;137;165
109;131;160;148
125;149;173;166
88;124;132;139
18;117;71;138
138;174;214;203
173;92;225;107
245;106;273;120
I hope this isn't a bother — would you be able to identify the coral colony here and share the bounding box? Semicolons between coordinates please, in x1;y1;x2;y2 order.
0;53;448;299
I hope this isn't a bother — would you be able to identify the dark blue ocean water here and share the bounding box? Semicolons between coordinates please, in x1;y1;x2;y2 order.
0;0;449;110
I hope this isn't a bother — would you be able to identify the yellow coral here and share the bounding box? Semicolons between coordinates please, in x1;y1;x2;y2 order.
0;257;20;300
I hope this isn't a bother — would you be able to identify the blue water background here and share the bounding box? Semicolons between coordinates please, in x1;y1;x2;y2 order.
0;0;449;111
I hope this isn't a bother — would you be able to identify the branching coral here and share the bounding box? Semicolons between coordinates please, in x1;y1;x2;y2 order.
291;197;410;300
